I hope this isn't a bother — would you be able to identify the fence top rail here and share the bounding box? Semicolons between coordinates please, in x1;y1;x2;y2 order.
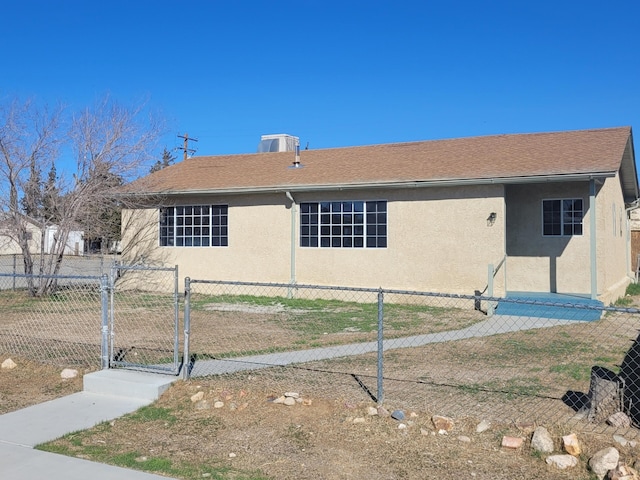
187;279;381;294
114;264;178;273
0;272;103;281
185;278;640;315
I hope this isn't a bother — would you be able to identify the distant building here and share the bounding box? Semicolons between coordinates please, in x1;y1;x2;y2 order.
0;214;84;256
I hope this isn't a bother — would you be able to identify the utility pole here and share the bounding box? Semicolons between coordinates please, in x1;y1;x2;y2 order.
177;133;198;161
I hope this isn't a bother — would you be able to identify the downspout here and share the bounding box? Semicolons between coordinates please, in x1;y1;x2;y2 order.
590;179;598;300
286;191;297;293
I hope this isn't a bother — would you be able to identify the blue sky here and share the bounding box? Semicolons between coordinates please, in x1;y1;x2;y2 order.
1;0;639;160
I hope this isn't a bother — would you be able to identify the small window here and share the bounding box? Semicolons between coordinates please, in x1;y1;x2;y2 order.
160;205;228;247
542;199;583;236
300;200;387;248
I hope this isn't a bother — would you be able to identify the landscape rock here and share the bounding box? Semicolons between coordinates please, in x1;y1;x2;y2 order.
607;462;640;480
190;391;204;402
377;406;390;417
531;426;554;453
60;368;78;379
272;396;286;404
589;447;620;480
391;410;405;421
284;392;300;399
563;433;581;456
476;420;491;433
501;436;524;449
366;406;378;416
352;417;366;424
546;454;579;469
458;435;471;443
432;415;454;432
608;412;632;429
213;401;224;409
517;422;535;434
1;358;16;369
283;397;296;406
613;435;632;447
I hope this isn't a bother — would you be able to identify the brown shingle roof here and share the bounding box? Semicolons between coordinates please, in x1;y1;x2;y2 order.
126;127;634;195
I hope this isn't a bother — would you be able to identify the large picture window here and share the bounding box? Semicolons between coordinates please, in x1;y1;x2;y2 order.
159;205;228;246
300;200;387;248
542;199;583;236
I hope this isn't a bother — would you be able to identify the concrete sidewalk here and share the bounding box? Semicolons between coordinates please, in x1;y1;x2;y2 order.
0;370;177;479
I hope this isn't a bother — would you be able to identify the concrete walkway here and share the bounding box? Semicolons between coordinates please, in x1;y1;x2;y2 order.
190;314;574;376
0;370;177;479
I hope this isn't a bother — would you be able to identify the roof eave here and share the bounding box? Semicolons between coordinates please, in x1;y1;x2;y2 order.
122;172;618;198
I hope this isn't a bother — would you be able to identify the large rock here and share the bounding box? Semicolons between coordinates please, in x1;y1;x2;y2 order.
1;358;17;369
589;447;620;480
607;462;640;480
563;433;581;456
501;436;523;449
546;454;579;469
432;415;454;432
531;426;554;453
60;368;78;379
190;391;204;402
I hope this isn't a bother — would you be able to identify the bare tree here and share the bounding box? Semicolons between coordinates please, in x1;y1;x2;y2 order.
0;96;161;296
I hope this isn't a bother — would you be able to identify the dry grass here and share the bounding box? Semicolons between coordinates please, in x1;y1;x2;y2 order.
0;358;636;480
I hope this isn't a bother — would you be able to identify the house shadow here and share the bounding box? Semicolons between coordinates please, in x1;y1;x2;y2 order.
562;331;640;427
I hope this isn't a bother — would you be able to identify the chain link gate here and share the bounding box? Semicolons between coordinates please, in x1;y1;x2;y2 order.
107;264;181;375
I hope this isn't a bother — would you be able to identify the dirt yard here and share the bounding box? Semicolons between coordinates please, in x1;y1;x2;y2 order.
1;357;638;480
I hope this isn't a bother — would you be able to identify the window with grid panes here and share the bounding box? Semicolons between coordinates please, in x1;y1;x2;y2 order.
542;199;583;236
159;205;228;246
300;200;387;248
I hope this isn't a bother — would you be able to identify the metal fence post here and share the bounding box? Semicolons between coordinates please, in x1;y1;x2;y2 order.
100;274;110;369
487;263;495;316
173;265;180;372
182;277;192;380
377;288;384;405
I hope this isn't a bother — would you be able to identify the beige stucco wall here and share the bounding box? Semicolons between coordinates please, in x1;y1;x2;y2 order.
597;173;633;304
294;186;505;294
122;185;506;296
122;194;292;283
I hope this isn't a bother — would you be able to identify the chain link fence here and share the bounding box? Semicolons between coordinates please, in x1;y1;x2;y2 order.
108;264;180;374
0;272;106;369
3;263;640;437
0;253;115;279
0;260;179;373
184;279;640;436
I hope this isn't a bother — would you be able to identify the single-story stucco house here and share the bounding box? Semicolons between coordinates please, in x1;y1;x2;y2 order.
121;126;639;305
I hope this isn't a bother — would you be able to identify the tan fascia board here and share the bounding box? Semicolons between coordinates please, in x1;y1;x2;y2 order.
123;172;617;198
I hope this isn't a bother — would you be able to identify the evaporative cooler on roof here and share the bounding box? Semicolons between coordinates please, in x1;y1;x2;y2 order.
257;134;299;153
